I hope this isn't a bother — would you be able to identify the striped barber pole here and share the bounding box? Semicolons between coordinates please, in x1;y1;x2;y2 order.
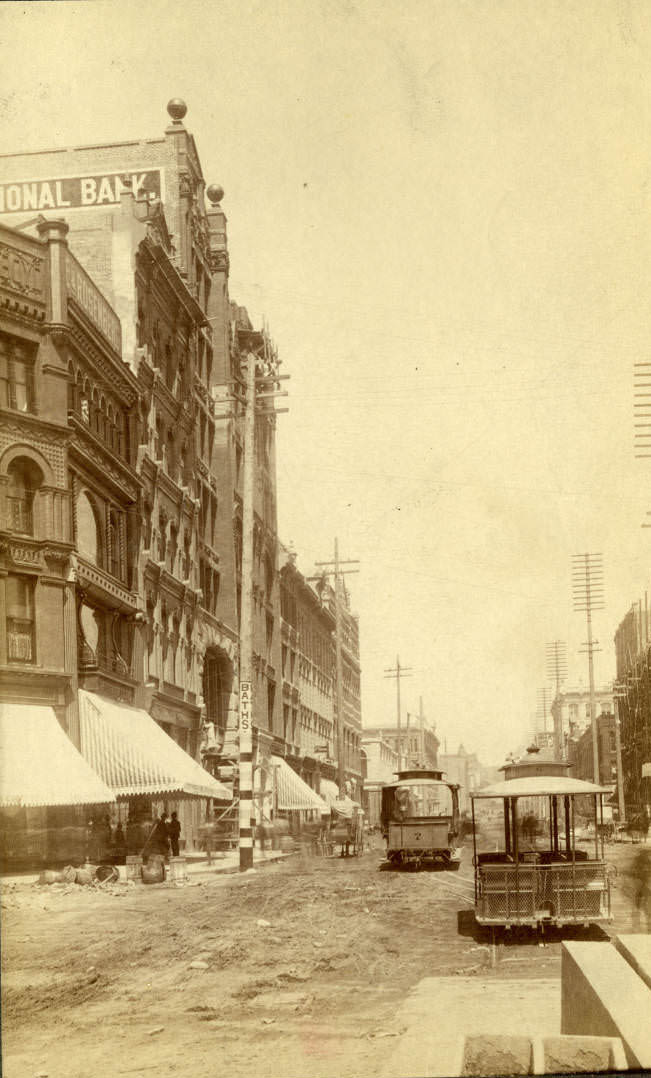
239;680;254;869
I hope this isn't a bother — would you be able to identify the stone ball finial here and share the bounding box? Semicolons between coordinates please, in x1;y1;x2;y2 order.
167;98;188;122
206;184;224;206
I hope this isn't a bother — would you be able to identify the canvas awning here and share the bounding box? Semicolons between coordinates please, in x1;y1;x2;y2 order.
0;703;116;808
319;778;341;805
78;690;231;800
271;755;329;811
331;796;361;819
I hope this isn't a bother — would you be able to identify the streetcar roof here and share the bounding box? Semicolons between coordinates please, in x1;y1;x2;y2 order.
471;776;610;799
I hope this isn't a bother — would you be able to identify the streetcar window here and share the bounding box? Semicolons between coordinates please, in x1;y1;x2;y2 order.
393;784;453;817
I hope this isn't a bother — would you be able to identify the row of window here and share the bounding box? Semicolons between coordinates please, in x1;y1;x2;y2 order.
0;335;34;412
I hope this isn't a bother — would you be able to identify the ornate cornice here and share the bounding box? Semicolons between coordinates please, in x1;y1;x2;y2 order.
67;320;138;405
69;427;140;503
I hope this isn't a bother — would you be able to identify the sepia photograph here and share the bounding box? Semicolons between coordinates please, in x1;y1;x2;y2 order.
0;1;650;1076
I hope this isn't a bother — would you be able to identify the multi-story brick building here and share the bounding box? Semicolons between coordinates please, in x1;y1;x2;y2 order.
567;711;617;788
0;218;137;866
315;577;363;800
614;601;651;822
550;686;614;760
279;551;336;798
0;101;268;847
364;720;439;773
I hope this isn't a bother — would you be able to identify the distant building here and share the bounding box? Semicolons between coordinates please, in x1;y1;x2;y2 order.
364;721;439;773
360;733;399;826
439;745;481;813
279;551;336;795
567;712;617;788
551;686;614;759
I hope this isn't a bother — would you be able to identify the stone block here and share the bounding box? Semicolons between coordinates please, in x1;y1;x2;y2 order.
561;940;651;1068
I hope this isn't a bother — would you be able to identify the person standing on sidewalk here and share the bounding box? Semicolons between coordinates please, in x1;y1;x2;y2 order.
167;811;181;857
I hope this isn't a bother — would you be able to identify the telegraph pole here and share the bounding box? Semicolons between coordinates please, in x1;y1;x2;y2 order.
546;640;568;697
312;542;359;796
546;640;568;756
419;696;426;766
384;656;412;770
238;344;289;870
536;687;551;733
572;553;604;784
612;681;627;824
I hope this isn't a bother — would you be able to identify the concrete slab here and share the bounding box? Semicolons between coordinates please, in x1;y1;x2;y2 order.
381;977;559;1078
561;940;651;1068
615;933;651;990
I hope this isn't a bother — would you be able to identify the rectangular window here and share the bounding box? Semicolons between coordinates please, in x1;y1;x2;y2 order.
6;574;35;663
0;334;35;413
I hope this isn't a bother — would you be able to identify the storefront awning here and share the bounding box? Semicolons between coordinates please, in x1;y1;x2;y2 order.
0;704;116;808
320;778;341;805
78;691;231;800
271;755;329;812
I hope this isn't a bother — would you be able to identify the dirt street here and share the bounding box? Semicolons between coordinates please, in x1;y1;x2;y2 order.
1;842;645;1078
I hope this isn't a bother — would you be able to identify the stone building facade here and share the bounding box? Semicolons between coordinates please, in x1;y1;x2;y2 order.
567;711;617;788
0;100;285;840
0;221;76;732
0;217;145;865
279;552;336;795
550;686;614;760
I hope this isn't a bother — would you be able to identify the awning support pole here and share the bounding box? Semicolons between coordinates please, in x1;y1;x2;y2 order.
238;351;257;872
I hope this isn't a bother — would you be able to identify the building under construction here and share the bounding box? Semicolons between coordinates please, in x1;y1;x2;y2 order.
614;599;651;821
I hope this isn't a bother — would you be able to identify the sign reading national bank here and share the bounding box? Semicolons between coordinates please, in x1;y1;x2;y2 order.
0;169;163;214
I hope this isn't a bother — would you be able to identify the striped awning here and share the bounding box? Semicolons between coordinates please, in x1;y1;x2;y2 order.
319;778;341;805
0;704;116;808
271;755;329;812
78;690;231;800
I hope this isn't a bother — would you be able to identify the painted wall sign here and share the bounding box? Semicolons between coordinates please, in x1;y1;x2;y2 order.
239;681;252;733
0;169;163;214
65;251;121;353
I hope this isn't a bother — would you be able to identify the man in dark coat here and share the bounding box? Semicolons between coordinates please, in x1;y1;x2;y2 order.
167;811;181;857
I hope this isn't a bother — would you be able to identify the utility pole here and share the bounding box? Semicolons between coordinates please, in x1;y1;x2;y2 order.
546;640;568;756
546;640;568;697
312;541;359;795
384;656;412;770
537;687;551;734
419;696;426;766
612;681;627;824
572;553;604;784
238;345;289;871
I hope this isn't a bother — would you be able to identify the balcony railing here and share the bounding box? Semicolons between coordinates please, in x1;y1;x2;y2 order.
7;618;35;662
6;496;32;534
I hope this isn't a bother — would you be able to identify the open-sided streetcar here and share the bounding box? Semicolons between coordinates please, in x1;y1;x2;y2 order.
471;753;612;929
381;768;461;869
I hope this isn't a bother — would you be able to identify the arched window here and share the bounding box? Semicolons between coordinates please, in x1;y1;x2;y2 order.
81;380;91;425
77;492;100;564
6;458;42;535
203;649;232;733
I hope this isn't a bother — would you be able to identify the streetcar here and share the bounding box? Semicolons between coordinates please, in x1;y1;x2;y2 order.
381;768;461;869
470;751;613;929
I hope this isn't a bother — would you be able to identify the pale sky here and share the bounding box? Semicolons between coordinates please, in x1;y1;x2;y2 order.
2;0;651;762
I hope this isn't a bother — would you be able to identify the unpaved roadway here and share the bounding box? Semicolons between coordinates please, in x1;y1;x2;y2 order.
1;842;645;1078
